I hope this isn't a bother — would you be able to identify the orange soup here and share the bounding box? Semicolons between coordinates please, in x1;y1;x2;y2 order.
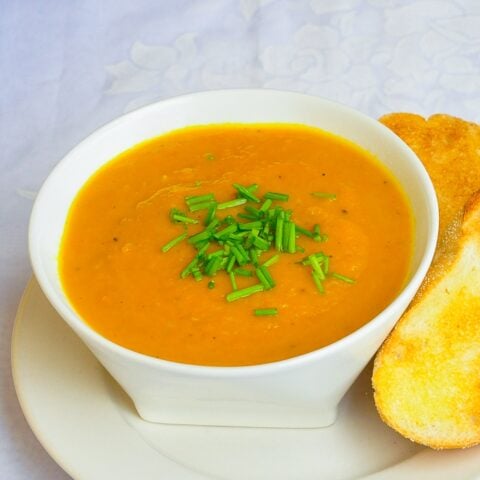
59;124;413;366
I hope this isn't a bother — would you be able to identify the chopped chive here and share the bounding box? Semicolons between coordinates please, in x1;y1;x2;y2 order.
256;266;275;290
236;243;250;262
207;250;225;260
283;221;292;252
239;221;263;230
260;265;275;288
313;224;324;242
189;201;217;212
255;267;270;290
192;268;203;282
229;272;238;291
161;232;188;252
234;268;253;277
226;284;264;302
323;256;330;273
208;280;215;289
259;198;272;213
205;218;220;231
331;272;356;284
295;245;305;253
301;252;327;266
214;224;238;239
245;205;261;217
233;183;261;203
172;214;199;225
188;230;212;245
312;271;325;294
223;215;236;225
196;241;210;256
311;192;336;200
205;153;215;161
180;257;199;279
250;249;260;266
220;256;229;268
237;213;258;221
204;206;217;225
217;198;247;210
231;245;247;265
295;224;314;238
254;308;278;316
205;256;223;276
275;212;284;251
229;232;249;241
185;193;215;205
253;236;270;250
246;184;259;193
226;254;236;272
169;208;187;224
264;192;289;201
288;221;296;253
262;254;279;268
309;254;325;279
244;231;255;249
262;221;271;237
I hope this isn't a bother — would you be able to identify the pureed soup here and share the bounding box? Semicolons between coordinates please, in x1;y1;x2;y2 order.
59;124;413;366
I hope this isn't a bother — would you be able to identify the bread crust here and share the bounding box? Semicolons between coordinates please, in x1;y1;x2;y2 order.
372;114;480;449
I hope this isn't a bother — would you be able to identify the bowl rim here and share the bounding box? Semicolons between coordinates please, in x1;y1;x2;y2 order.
29;88;439;377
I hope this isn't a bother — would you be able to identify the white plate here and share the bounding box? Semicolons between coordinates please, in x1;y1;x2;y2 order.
12;279;480;480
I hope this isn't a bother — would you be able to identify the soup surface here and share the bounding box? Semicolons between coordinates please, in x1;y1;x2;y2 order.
59;124;413;366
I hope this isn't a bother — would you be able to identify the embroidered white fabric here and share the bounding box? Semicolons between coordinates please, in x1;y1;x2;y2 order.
1;1;479;478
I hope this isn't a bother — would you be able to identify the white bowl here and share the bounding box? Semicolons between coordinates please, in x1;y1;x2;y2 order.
29;90;438;428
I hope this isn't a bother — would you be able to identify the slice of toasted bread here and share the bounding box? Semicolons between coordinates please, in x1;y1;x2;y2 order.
373;113;480;449
372;191;480;449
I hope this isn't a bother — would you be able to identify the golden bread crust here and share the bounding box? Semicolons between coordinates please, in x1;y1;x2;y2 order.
373;114;480;449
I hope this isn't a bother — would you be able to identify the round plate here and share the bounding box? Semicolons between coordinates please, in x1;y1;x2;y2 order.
12;279;480;480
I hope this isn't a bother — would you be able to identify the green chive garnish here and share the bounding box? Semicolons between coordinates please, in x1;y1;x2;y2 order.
312;271;325;294
259;198;272;213
214;223;237;239
188;230;212;245
295;224;314;238
180;257;199;279
254;308;278;316
186;193;215;205
234;268;253;277
262;254;279;268
239;221;263;230
233;183;261;203
226;254;236;272
264;192;289;201
226;284;264;302
229;272;238;291
204;206;217;226
172;214;198;225
161;232;187;252
331;272;356;284
275;211;284;251
217;198;247;210
164;183;354;304
189;201;217;212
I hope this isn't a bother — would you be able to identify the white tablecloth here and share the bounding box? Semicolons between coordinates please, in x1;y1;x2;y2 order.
2;1;480;478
